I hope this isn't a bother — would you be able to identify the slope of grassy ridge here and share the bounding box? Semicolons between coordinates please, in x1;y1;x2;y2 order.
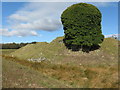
11;37;118;65
11;37;66;61
100;38;118;56
2;56;70;88
10;42;48;59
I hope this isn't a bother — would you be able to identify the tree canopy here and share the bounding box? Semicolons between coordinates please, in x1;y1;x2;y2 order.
61;3;104;52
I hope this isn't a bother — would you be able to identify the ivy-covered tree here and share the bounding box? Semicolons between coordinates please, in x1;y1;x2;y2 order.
61;3;104;51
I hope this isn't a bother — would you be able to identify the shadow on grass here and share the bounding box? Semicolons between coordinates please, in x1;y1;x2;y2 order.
64;43;100;53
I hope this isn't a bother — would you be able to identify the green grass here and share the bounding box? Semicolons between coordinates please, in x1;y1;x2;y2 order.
11;37;66;61
11;37;118;66
2;37;119;88
100;38;118;56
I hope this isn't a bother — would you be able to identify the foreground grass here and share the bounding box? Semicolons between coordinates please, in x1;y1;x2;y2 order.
2;54;118;88
2;49;70;88
2;56;71;88
2;38;119;88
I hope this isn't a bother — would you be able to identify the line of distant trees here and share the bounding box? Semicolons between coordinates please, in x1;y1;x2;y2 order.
0;42;37;49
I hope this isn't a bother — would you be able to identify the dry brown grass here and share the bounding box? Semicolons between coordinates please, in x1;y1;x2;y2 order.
2;54;118;88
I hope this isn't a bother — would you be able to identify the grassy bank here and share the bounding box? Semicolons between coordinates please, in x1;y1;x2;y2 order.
2;37;119;88
2;54;118;88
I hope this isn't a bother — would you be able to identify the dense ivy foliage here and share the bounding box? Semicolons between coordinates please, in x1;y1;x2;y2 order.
61;3;104;51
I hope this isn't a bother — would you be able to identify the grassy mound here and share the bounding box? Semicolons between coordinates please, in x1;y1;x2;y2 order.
11;37;118;64
2;37;119;88
11;37;66;62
